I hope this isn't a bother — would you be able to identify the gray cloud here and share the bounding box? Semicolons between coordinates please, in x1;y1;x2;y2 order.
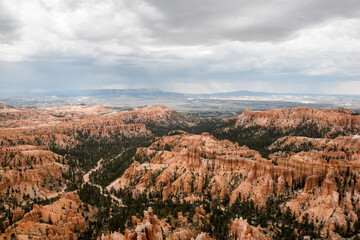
140;0;360;43
0;1;20;43
1;59;359;95
0;0;360;95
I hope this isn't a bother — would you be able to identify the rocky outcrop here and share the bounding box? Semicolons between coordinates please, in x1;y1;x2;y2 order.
231;218;267;240
218;107;360;138
0;104;144;148
99;211;209;240
108;132;279;205
0;105;215;149
0;145;65;202
193;232;213;240
1;193;88;239
270;135;360;166
168;229;193;240
100;207;163;240
12;207;25;222
108;131;360;236
116;106;217;131
125;207;163;240
304;175;319;192
108;132;316;208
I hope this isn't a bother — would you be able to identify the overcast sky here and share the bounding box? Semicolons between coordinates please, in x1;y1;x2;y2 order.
1;0;360;94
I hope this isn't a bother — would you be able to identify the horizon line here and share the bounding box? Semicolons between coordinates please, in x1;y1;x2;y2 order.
1;87;360;97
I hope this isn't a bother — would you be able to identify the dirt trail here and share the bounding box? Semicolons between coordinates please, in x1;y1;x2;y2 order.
46;186;66;199
81;150;127;206
83;159;104;185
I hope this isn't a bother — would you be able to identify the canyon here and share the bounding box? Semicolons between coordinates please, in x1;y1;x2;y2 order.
0;104;359;239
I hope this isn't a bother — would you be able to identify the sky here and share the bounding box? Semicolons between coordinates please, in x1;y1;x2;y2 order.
1;0;360;94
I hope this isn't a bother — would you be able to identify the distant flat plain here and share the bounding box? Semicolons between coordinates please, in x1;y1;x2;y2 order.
1;89;359;118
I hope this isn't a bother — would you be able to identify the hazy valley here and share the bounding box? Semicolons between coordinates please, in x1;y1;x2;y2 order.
2;89;359;119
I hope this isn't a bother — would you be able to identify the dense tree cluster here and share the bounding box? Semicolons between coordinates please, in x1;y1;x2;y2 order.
90;148;138;188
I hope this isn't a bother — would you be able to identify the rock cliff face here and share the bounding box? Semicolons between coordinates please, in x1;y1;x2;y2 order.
0;105;213;201
0;105;152;148
269;136;360;175
99;207;213;240
230;218;267;240
0;105;215;148
218;107;360;138
108;131;305;208
125;207;164;240
0;193;90;239
108;132;275;204
267;136;360;235
270;135;360;164
100;207;164;240
0;145;65;202
108;131;360;236
118;106;217;131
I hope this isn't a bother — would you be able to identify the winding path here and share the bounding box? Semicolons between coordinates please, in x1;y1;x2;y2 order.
46;186;66;199
81;150;127;207
83;159;104;186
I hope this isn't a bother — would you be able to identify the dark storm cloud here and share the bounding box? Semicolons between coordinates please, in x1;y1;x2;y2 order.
140;0;360;43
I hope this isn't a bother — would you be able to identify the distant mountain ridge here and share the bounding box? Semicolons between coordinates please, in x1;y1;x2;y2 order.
3;88;360;98
0;88;183;98
1;88;360;114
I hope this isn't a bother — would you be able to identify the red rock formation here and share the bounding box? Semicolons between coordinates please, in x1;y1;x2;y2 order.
108;132;299;207
125;207;163;240
12;207;25;222
193;232;213;240
168;229;193;240
304;175;319;192
101;207;164;240
0;153;64;212
1;193;88;239
222;107;360;138
100;209;204;240
0;105;213;149
231;217;267;240
0;145;65;202
108;131;360;236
